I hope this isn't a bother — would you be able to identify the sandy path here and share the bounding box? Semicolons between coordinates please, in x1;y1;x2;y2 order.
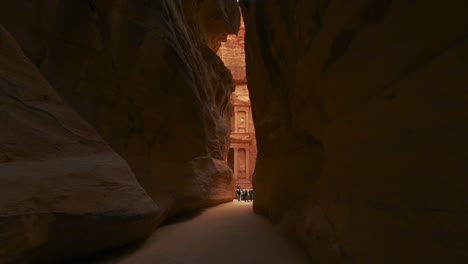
97;201;310;264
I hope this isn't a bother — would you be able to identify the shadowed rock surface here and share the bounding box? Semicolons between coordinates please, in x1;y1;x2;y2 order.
0;0;241;215
1;0;468;263
0;25;160;263
241;0;468;262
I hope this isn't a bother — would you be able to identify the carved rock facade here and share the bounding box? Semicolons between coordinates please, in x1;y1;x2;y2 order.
218;18;257;189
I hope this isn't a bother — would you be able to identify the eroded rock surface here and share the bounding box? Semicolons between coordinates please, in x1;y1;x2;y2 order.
0;25;160;263
241;0;468;262
218;17;247;83
0;0;240;214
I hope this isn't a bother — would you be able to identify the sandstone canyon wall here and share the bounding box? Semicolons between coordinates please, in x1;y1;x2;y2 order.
0;0;240;214
0;25;159;263
241;0;468;262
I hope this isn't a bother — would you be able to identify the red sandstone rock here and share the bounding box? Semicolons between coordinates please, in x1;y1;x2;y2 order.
0;25;160;263
0;0;240;215
196;0;241;52
218;17;247;83
241;0;468;262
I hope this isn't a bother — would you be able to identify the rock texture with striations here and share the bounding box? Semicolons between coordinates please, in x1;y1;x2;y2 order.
241;0;468;263
0;25;160;263
0;0;241;215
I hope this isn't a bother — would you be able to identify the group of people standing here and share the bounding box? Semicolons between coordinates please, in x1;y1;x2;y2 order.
235;185;253;202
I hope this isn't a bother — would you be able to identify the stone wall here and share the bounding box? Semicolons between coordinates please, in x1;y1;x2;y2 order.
241;0;468;262
0;0;240;215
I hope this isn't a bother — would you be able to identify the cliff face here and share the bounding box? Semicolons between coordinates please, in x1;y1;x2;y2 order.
217;17;246;83
0;25;159;263
241;0;468;262
0;0;240;213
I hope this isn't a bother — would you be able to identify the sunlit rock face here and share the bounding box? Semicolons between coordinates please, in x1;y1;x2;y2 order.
0;0;240;214
218;17;247;83
241;0;468;262
0;25;160;263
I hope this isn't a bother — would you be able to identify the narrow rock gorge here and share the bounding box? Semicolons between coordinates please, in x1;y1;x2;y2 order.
241;0;468;262
1;0;468;263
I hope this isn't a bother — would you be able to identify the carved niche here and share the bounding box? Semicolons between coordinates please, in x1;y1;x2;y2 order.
237;111;247;133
